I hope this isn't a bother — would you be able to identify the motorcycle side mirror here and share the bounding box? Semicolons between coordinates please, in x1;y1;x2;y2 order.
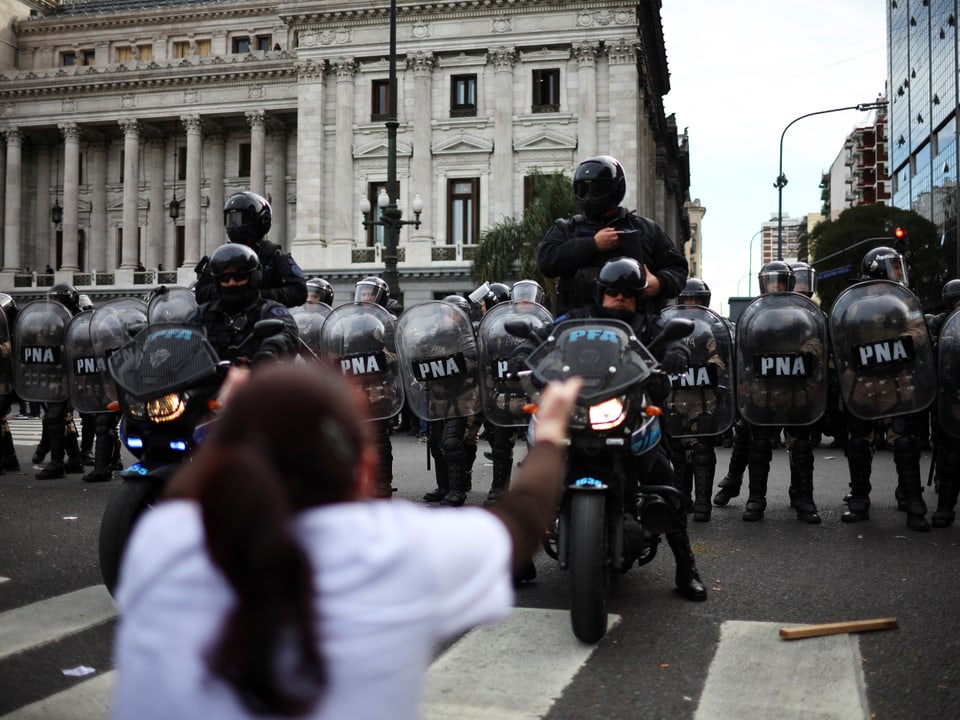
661;317;695;341
252;318;286;339
504;318;534;339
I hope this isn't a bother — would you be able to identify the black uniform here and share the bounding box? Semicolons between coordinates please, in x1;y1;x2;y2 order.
195;238;307;309
190;296;299;365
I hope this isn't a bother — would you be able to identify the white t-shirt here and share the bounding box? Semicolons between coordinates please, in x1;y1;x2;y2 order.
111;498;514;720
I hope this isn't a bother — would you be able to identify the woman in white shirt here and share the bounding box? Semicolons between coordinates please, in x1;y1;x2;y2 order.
111;363;579;720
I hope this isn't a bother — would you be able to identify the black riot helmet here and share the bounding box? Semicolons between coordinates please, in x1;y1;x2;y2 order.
861;246;908;286
511;279;545;305
223;191;272;246
483;282;511;312
443;294;473;316
789;261;816;297
306;277;335;306
595;256;647;306
679;277;711;307
48;282;80;313
573;155;626;222
758;261;796;294
942;279;960;310
209;243;262;311
354;276;390;306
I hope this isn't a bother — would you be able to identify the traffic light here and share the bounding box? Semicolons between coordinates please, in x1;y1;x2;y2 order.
894;227;907;254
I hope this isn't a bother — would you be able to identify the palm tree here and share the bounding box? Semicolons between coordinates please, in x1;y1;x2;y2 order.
470;169;578;306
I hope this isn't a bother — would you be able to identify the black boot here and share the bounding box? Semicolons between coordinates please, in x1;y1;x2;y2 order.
894;436;930;532
1;425;18;471
64;427;85;474
692;441;715;522
83;423;117;483
932;446;958;527
35;419;65;480
423;422;449;502
666;530;707;601
484;458;512;507
741;441;770;522
841;437;872;523
462;442;477;493
439;462;466;507
714;421;748;506
788;435;821;524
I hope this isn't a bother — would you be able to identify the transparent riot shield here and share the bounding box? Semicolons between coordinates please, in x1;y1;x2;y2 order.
147;286;198;324
291;302;331;360
14;300;73;403
77;298;149;412
829;279;935;421
65;312;105;413
396;301;480;421
318;302;404;421
0;305;14;396
936;310;960;437
660;305;735;437
477;300;553;427
736;293;828;426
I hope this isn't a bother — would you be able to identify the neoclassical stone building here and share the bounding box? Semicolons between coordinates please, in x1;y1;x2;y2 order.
0;0;690;303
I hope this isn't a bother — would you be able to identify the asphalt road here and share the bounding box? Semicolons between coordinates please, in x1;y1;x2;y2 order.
1;420;959;719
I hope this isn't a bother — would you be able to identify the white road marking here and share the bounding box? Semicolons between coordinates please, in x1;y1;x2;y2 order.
0;673;114;720
694;620;870;720
424;607;620;720
0;585;116;662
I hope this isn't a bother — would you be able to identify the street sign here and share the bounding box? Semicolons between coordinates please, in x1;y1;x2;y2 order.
817;265;853;280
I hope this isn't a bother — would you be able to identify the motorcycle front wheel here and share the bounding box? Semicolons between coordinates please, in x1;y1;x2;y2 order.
568;492;609;643
98;479;163;595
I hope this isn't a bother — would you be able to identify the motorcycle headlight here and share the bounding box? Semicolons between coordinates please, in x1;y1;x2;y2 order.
129;393;187;423
589;397;626;430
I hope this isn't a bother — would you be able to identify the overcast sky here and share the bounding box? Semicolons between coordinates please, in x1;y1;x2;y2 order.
658;1;887;315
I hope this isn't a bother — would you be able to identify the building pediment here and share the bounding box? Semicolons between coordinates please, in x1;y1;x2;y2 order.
354;140;412;159
514;130;577;152
431;134;492;155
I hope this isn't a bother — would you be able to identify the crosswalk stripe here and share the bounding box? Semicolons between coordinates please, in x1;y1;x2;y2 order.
694;620;870;720
0;673;114;720
423;607;620;719
0;586;116;662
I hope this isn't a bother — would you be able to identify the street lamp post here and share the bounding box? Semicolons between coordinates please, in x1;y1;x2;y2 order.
747;229;762;296
775;101;887;260
358;0;422;305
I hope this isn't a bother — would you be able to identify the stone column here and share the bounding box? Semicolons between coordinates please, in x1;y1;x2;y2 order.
182;114;203;268
146;136;166;271
268;126;288;247
489;47;516;223
292;60;326;268
118;118;140;270
203;129;225;260
58;123;83;272
0;142;6;261
33;145;52;271
407;52;434;260
330;58;357;252
607;38;643;213
88;141;108;273
246;110;266;196
574;42;600;159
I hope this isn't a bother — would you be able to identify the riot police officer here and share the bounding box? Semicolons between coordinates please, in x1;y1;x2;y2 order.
35;283;85;480
514;257;706;601
537;155;688;315
305;277;335;306
836;247;931;531
195;191;307;308
189;243;299;365
0;294;21;471
926;279;960;526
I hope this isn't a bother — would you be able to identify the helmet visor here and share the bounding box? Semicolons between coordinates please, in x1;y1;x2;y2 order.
224;208;256;230
574;178;615;202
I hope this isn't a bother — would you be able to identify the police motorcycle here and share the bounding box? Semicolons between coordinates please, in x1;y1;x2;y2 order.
97;289;287;594
318;301;404;421
659;303;736;437
507;315;693;643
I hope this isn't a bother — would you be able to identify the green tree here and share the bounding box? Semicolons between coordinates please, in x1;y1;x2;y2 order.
470;169;578;305
808;204;945;311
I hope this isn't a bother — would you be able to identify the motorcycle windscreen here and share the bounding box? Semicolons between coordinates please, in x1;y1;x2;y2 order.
829;279;935;421
147;286;198;324
660;305;736;437
108;323;221;400
396;301;480;421
14;300;72;403
66;313;110;413
477;300;553;427
0;305;14;396
318;302;404;421
937;309;960;437
523;318;657;406
735;293;828;426
291;302;331;360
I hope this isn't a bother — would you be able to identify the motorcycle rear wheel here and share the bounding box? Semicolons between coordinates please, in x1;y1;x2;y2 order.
98;479;163;595
568;492;609;643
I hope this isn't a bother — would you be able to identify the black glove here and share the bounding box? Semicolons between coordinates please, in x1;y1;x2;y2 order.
252;337;286;366
660;342;690;376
